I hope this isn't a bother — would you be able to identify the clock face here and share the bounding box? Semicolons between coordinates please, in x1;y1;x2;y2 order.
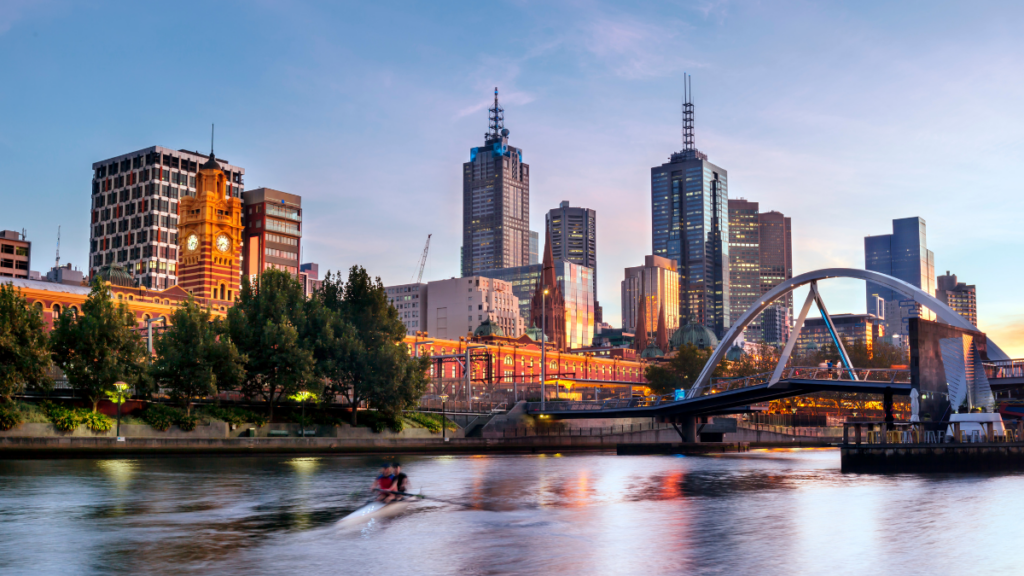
186;234;199;251
216;234;231;253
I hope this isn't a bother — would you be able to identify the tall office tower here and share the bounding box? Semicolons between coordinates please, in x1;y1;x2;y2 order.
651;76;729;337
241;188;302;283
936;271;978;327
547;201;599;321
865;217;936;336
621;255;680;341
529;231;539;265
728;199;760;340
0;230;30;279
177;152;244;305
90;146;245;289
461;88;530;276
758;210;793;320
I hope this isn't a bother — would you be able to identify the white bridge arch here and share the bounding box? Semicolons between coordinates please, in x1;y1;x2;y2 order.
687;268;1008;399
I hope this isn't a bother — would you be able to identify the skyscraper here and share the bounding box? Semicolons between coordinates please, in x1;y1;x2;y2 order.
651;76;729;337
462;88;530;276
936;271;977;327
865;217;936;336
241;188;302;282
90;146;245;289
758;210;793;340
621;255;680;340
547;201;599;321
728;198;759;339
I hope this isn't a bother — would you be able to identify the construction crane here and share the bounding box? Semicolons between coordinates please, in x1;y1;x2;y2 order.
415;234;432;284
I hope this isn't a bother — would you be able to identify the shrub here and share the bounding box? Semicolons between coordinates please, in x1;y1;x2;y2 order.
177;414;198;432
83;412;113;432
40;401;85;432
0;403;23;431
140;404;181;431
311;411;346;427
199;406;268;428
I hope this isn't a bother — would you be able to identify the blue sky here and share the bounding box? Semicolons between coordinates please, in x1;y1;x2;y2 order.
2;1;1023;353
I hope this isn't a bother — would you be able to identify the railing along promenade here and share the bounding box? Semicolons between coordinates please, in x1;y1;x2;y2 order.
842;419;1024;445
985;359;1024;379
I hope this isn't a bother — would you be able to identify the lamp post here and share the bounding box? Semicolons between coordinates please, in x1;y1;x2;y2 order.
439;393;449;442
541;287;549;410
108;381;129;439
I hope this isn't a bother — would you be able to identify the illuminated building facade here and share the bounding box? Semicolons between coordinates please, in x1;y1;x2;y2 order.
795;313;884;356
621;255;680;341
728;199;759;340
241;188;302;282
936;271;977;327
547;201;599;322
425;276;523;340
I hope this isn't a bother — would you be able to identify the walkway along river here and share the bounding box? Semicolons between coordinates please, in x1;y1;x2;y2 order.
1;449;1022;575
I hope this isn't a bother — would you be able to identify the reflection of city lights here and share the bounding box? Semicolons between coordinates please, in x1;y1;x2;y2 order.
97;459;138;485
287;457;321;475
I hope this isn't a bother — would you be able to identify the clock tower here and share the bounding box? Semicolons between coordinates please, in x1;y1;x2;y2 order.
177;151;243;305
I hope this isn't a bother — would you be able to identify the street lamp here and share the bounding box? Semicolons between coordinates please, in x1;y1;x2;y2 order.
541;287;549;411
439;393;449;442
107;381;130;439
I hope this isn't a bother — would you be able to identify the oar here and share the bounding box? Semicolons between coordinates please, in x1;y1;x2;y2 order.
376;489;503;511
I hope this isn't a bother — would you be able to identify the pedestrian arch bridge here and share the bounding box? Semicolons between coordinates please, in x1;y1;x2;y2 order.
526;268;1010;421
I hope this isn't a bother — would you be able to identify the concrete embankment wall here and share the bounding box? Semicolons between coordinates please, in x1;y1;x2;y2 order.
0;421;463;440
841;443;1024;473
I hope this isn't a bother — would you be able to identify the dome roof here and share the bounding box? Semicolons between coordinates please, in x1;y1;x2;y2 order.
725;344;745;362
94;264;134;288
201;152;221;171
670;317;719;350
474;319;505;338
525;324;544;342
640;342;664;359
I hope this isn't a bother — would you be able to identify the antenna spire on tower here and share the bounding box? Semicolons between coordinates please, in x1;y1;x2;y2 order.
487;87;505;139
682;73;695;152
55;225;60;269
211;123;215;156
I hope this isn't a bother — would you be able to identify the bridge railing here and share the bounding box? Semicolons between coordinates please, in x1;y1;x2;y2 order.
842;419;1024;445
985;359;1024;379
702;367;910;396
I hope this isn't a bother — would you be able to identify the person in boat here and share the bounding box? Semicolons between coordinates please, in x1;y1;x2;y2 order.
392;463;410;500
373;463;395;502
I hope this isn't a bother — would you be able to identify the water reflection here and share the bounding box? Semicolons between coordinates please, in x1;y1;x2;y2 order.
1;450;1023;575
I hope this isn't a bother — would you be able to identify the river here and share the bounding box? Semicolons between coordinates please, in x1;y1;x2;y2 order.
0;449;1021;575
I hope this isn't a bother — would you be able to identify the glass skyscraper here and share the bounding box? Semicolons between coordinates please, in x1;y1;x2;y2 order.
864;217;936;336
651;94;729;338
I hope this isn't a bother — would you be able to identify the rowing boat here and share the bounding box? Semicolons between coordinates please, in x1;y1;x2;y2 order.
337;490;420;527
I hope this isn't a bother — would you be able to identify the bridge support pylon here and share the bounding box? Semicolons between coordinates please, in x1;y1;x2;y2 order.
665;416;697;443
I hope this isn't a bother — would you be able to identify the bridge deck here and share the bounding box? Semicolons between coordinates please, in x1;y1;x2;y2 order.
526;378;912;420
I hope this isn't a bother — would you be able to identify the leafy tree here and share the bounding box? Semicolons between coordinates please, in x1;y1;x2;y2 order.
225;269;316;419
50;280;148;412
645;344;724;396
0;283;52;402
316;267;429;425
726;343;781;378
150;297;245;415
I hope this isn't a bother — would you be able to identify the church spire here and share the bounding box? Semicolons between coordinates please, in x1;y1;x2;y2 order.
656;300;669;353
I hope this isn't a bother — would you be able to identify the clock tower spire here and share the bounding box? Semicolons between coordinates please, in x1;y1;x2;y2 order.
177;143;243;306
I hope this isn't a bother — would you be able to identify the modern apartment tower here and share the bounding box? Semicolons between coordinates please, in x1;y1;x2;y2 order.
865;217;936;336
241;188;302;282
90;146;245;289
547;201;599;321
651;76;729;337
727;199;760;340
936;271;977;327
461;88;530;276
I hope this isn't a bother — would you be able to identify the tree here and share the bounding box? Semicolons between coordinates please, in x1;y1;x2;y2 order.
0;283;52;402
225;269;316;419
316;267;429;425
50;280;148;412
726;343;781;378
150;296;245;415
644;344;724;396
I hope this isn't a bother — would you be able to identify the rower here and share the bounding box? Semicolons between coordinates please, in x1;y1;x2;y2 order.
373;463;395;502
392;463;409;500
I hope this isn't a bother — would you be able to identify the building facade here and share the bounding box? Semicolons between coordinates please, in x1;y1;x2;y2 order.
425;276;523;340
936;271;977;327
386;282;427;335
547;201;599;321
651;83;729;337
865;216;936;337
529;231;539;265
620;255;680;342
761;304;790;346
795;313;884;356
0;230;30;279
727;199;759;339
758;210;793;320
177;153;244;308
90;146;245;290
241;188;302;282
461;89;530;276
299;263;323;299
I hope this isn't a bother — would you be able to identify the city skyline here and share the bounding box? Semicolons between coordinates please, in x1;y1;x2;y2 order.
2;2;1023;354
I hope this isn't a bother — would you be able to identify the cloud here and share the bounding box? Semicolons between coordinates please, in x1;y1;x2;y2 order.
577;15;695;79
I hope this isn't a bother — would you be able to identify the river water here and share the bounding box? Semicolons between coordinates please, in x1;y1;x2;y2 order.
1;449;1021;575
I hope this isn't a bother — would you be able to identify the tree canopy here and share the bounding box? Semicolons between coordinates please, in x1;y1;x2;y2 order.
49;280;149;411
644;344;725;396
0;283;51;402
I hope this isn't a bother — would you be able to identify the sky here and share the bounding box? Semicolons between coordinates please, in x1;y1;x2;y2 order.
1;0;1023;354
